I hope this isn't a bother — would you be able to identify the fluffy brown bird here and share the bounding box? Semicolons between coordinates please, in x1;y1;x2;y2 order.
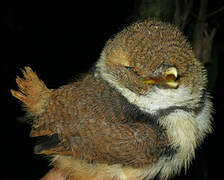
11;20;213;180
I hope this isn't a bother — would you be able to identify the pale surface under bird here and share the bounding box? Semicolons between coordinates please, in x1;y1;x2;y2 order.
11;20;213;180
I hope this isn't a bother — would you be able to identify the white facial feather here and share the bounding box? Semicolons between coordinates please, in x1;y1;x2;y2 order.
95;55;213;180
96;55;199;114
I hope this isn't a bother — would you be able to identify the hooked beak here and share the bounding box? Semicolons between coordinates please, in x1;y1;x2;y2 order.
142;67;179;88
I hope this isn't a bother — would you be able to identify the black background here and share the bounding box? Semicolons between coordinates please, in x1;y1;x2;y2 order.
1;1;224;179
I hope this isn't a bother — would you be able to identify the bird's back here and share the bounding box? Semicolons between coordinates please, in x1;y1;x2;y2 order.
11;68;168;169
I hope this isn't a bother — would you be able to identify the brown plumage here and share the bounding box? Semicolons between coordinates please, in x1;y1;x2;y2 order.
11;20;213;180
12;68;168;166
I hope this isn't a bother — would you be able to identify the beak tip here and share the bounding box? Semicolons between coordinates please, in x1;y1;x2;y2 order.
165;81;179;88
165;67;178;78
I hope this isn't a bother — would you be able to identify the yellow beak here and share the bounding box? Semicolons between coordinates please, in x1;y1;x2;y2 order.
143;67;179;88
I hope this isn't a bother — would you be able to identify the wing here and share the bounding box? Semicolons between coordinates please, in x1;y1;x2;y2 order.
11;67;168;168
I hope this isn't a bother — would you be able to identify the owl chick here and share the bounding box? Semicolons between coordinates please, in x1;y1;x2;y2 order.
11;20;213;180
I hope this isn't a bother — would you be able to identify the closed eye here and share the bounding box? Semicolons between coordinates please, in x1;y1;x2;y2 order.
124;66;141;77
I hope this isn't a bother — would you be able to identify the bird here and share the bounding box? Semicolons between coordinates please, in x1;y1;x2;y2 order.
11;20;213;180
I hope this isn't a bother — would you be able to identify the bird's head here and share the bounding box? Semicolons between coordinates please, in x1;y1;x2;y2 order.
95;20;208;114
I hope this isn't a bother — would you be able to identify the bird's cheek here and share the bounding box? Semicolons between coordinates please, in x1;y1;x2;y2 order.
125;78;150;95
115;68;150;95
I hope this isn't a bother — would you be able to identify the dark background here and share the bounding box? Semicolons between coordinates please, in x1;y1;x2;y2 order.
1;1;224;179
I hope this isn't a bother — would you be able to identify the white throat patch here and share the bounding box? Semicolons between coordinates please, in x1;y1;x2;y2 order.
95;56;198;115
95;53;213;180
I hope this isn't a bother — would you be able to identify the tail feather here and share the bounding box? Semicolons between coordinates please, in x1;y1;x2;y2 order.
11;67;51;115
